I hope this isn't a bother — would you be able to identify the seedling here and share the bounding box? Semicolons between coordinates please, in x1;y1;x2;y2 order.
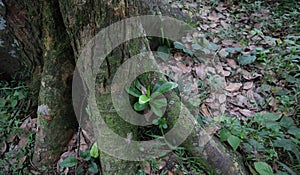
125;79;178;117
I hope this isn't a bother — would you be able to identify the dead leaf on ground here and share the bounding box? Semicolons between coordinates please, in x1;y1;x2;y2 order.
210;23;218;28
242;69;262;80
223;70;231;76
225;82;242;92
207;14;219;21
173;53;182;61
218;94;227;103
243;81;254;90
236;95;248;107
222;40;235;46
195;63;206;80
226;59;237;69
141;161;151;174
177;62;191;73
201;103;211;117
239;108;255;117
220;20;230;29
268;97;279;111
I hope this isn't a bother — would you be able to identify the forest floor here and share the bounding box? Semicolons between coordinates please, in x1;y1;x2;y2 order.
0;0;299;174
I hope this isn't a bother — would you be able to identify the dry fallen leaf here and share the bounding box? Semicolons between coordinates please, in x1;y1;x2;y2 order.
239;108;255;117
173;53;182;61
177;62;191;73
243;81;254;90
218;94;227;103
225;82;242;92
226;59;237;69
141;161;151;174
201;103;211;117
222;40;235;46
223;70;231;76
195;63;206;80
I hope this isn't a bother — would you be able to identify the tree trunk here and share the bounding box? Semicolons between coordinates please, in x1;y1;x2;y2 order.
3;0;249;174
31;0;77;168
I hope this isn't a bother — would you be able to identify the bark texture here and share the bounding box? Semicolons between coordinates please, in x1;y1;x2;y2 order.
32;0;77;167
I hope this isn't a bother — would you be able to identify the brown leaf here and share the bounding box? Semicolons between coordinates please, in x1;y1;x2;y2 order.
218;94;227;103
220;20;230;29
173;53;182;61
177;62;191;73
168;171;174;175
195;63;206;80
236;95;248;107
268;97;279;111
243;81;254;90
242;69;262;80
239;109;254;117
141;161;151;174
18;156;27;165
201;103;211;117
207;15;219;21
226;59;237;69
222;40;235;46
209;23;217;28
200;24;210;30
223;70;231;76
225;82;242;92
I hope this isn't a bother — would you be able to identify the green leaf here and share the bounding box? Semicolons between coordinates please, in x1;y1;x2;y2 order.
14;91;25;100
219;129;231;142
280;116;295;128
219;49;229;58
133;102;147;111
227;135;241;150
153;81;164;93
162;123;168;129
79;149;91;161
265;122;281;132
0;98;6;107
152;119;159;125
254;162;274;175
225;47;242;53
192;43;201;50
154;82;178;94
183;48;194;56
277;161;297;175
125;86;142;98
59;156;78;168
134;79;143;91
150;98;167;108
174;41;185;49
208;42;218;51
147;85;151;97
88;162;99;174
11;99;18;108
139;95;150;104
157;45;170;61
237;54;256;65
90;142;99;158
150;103;163;117
288;126;300;138
174;41;193;55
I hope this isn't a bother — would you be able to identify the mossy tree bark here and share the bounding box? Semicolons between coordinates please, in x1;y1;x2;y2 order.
31;0;77;168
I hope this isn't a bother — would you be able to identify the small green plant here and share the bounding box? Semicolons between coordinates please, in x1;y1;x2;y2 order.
125;79;178;117
59;142;100;174
216;113;300;174
0;81;35;174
